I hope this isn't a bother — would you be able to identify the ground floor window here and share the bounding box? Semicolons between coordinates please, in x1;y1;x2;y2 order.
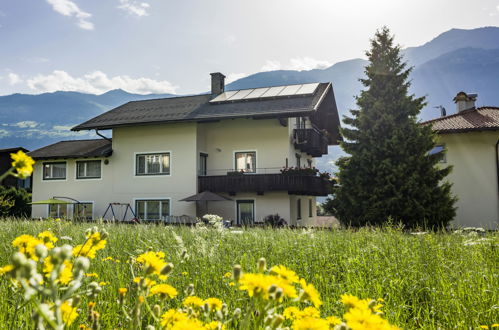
236;200;254;225
136;199;170;221
48;204;68;218
74;203;94;220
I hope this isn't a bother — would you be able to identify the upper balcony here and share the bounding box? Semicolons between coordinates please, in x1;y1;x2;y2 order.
198;168;332;196
293;128;329;157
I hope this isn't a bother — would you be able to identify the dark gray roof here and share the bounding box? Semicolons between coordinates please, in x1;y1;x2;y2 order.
29;139;112;160
0;147;29;153
72;83;333;131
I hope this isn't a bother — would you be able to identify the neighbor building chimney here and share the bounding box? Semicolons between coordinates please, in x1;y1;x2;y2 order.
210;72;225;95
453;92;477;112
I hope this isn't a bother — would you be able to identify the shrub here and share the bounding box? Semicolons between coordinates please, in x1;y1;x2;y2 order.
263;214;288;227
0;186;31;218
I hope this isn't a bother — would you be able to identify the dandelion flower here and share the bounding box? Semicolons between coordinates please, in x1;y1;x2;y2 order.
118;288;127;296
10;150;35;179
292;316;330;330
38;231;58;249
136;251;167;276
73;233;106;259
0;264;14;276
160;309;189;327
12;234;43;260
204;298;223;311
183;296;204;309
299;279;322;308
61;301;78;326
270;265;300;283
150;284;178;299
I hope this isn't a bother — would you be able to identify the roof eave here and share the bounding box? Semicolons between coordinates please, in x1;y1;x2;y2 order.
435;127;499;134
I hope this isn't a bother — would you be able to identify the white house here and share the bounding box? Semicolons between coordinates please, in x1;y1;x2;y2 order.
424;92;499;229
29;73;341;226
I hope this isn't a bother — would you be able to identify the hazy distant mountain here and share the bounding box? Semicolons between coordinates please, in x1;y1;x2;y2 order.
1;26;499;160
0;89;174;150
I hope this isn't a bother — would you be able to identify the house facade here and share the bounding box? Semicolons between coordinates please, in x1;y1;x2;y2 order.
424;92;499;229
29;73;341;226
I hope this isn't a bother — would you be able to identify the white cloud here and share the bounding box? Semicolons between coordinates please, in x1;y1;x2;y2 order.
13;121;39;128
0;129;10;138
46;0;94;30
261;60;282;72
226;73;248;84
118;0;150;17
260;57;332;72
26;70;178;95
289;57;332;71
8;73;22;85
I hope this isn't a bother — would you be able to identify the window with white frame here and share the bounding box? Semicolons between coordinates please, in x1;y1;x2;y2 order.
43;162;66;180
136;153;170;175
429;144;446;163
135;199;170;221
76;160;101;179
48;204;68;218
74;203;93;220
235;151;256;173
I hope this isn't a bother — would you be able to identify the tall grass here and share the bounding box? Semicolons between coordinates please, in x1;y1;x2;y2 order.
0;218;497;329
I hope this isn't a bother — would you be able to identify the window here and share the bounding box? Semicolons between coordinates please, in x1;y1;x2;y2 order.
296;154;301;168
76;160;101;179
199;153;208;176
429;145;446;163
297;199;302;220
17;177;31;190
48;204;68;218
235;151;256;173
296;117;306;129
135;199;170;221
308;199;313;217
74;203;93;220
237;200;255;225
136;153;170;175
43;162;66;180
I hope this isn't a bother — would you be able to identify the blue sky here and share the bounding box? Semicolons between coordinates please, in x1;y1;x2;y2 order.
1;0;499;96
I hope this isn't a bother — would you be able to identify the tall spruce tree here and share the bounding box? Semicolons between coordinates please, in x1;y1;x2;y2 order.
333;27;456;228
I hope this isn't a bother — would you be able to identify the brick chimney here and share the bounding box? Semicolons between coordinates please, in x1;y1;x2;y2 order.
453;92;477;112
210;72;225;95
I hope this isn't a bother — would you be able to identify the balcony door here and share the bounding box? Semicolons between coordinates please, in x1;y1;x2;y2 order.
236;200;255;225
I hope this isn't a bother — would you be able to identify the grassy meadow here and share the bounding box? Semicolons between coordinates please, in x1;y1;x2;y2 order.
0;218;497;329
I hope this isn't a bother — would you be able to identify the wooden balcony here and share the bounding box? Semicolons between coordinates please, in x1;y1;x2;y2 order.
198;173;332;196
293;128;328;157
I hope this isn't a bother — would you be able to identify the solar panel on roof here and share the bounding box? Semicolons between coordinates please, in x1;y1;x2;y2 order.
209;83;320;103
296;83;319;94
278;84;302;96
261;86;286;98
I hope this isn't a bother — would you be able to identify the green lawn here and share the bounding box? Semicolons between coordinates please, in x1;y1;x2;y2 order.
0;219;497;329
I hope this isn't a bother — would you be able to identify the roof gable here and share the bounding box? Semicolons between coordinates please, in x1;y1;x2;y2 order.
422;107;499;133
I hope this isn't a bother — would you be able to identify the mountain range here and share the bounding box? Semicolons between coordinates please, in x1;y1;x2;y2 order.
2;27;499;168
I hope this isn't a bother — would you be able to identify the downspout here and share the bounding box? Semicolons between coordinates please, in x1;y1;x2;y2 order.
95;129;111;142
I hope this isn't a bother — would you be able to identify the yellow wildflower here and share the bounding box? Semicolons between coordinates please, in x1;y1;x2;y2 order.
12;234;43;260
42;258;73;284
85;273;99;278
118;288;127;296
292;316;330;330
223;272;232;278
204;298;223;311
326;316;342;326
161;309;189;327
73;233;106;259
171;318;204;329
79;324;90;330
133;276;157;287
10;150;35;179
99;281;109;286
88;301;96;309
299;279;322;308
61;301;78;326
239;273;297;300
270;265;300;283
38;231;58;249
183;296;205;309
0;264;14;276
138;295;145;303
283;306;320;320
344;305;400;330
341;294;369;310
150;284;178;299
136;251;168;276
102;256;114;261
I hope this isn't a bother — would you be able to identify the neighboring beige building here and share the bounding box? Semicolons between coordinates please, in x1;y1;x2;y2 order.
29;73;341;226
424;92;499;229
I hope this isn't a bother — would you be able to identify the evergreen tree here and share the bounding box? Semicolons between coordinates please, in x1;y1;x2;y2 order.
332;27;456;228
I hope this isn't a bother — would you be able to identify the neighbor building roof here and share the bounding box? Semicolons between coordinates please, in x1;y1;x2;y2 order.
422;107;499;134
0;147;29;153
29;139;112;160
71;83;338;136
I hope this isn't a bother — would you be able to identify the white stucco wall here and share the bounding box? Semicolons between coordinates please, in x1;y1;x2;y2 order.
439;131;499;229
32;117;324;225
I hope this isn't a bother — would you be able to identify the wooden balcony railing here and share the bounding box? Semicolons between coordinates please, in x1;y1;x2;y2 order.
198;173;332;196
293;128;329;157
